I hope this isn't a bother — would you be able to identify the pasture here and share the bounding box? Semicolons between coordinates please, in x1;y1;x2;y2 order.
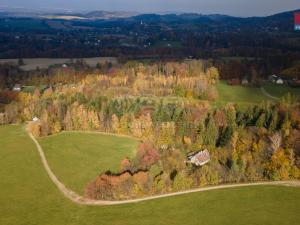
0;125;300;225
216;81;270;104
39;132;139;194
0;57;118;71
263;83;300;98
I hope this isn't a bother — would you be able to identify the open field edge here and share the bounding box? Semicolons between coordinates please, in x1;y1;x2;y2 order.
26;127;300;206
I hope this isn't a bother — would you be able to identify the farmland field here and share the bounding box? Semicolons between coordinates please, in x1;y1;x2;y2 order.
0;57;118;71
39;132;139;194
1;125;300;225
216;81;270;104
263;83;300;98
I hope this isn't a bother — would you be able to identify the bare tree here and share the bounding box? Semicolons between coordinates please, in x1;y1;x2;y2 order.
269;132;282;153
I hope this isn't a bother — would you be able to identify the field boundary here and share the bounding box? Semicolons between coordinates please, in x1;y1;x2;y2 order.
38;130;140;141
27;128;300;206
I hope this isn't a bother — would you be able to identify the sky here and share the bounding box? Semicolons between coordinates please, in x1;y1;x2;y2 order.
0;0;299;17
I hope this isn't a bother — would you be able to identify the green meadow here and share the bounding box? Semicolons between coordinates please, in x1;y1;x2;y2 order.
0;125;300;225
263;83;300;98
39;132;139;194
216;81;269;104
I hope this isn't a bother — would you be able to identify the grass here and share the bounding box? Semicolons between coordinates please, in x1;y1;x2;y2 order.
1;125;300;225
263;83;300;98
221;56;257;62
22;85;49;93
216;81;270;105
39;132;139;194
216;81;300;106
0;57;117;71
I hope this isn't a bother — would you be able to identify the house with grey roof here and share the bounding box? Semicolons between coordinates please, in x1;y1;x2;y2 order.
187;149;210;166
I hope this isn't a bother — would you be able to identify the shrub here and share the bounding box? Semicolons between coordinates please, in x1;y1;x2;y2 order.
136;142;160;169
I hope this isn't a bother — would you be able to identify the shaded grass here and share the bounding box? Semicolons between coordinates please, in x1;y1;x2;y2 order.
263;83;300;98
0;125;300;225
217;81;270;104
22;85;49;93
0;57;117;71
39;132;139;194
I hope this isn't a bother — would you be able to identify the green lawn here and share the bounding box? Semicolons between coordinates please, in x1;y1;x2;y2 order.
217;81;270;104
221;56;256;62
1;125;300;225
39;132;139;194
22;85;49;93
263;83;300;98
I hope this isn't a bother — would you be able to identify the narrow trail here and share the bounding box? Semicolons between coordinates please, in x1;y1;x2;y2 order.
260;87;280;100
27;129;300;206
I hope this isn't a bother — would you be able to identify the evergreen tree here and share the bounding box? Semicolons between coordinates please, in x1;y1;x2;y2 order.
225;105;236;128
195;119;205;147
255;113;266;128
219;126;233;147
268;110;278;131
119;113;130;134
281;112;291;137
204;115;218;147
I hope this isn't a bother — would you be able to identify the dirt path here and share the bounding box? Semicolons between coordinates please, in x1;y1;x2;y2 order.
260;87;280;100
27;129;300;206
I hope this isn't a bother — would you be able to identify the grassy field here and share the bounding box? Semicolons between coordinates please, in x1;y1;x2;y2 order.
221;56;256;62
39;132;139;194
22;85;49;93
216;81;270;104
263;83;300;98
1;125;300;225
0;57;118;71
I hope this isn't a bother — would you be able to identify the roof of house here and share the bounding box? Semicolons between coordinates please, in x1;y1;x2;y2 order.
13;84;22;90
187;149;210;166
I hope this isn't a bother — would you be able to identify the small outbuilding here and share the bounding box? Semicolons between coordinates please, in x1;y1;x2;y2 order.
276;78;284;85
269;75;284;84
187;149;210;166
269;75;278;83
242;77;249;85
12;84;22;92
32;117;39;122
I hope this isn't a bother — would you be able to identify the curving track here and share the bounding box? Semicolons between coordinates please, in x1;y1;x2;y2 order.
27;129;300;206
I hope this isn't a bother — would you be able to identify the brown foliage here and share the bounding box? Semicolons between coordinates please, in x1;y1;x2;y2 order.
136;142;160;169
0;90;18;104
85;171;150;200
120;158;132;172
214;110;227;128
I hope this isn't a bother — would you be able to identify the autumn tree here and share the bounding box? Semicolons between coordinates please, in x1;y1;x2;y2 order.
135;142;160;170
265;149;294;180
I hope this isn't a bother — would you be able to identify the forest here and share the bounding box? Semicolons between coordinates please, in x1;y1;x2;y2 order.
0;60;299;200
